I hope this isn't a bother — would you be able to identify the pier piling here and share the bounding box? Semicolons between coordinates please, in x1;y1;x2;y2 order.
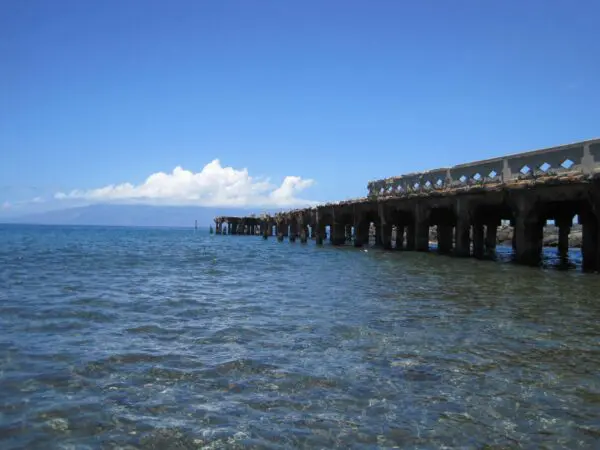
214;139;600;273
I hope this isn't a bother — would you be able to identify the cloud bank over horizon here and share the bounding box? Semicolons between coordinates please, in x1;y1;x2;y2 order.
54;160;317;208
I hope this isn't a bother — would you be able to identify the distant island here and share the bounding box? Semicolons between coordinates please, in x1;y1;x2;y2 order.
0;204;278;228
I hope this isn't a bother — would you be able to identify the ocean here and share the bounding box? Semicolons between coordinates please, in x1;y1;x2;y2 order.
0;224;599;449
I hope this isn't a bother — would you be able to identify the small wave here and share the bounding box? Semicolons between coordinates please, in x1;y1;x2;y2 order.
69;297;118;308
2;225;599;448
75;353;171;378
201;326;267;344
125;324;172;335
205;358;280;378
32;307;118;324
24;320;88;333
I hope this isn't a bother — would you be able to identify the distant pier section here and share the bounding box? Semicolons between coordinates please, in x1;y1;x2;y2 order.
213;215;263;236
215;139;600;272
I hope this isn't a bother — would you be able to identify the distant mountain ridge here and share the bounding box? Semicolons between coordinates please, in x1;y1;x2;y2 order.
2;204;273;228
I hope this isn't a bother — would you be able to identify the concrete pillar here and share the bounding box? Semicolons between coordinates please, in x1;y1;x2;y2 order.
437;224;453;254
473;222;485;259
299;225;308;243
415;222;429;251
582;214;599;273
331;223;346;245
381;223;393;249
406;222;416;251
230;221;237;235
395;224;406;250
315;223;326;245
289;221;297;242
354;221;369;247
514;215;543;266
485;224;498;256
558;225;570;261
454;215;470;257
372;222;380;246
414;207;430;252
376;204;386;248
556;216;571;262
277;221;285;242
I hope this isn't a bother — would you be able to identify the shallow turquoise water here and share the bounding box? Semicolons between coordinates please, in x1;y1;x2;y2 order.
0;224;599;449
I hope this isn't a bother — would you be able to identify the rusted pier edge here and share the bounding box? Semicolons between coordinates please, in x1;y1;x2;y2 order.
215;138;600;273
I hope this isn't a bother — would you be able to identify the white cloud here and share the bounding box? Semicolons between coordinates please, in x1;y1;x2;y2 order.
54;160;317;208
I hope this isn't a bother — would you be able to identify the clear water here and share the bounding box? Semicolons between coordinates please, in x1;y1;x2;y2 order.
1;225;599;449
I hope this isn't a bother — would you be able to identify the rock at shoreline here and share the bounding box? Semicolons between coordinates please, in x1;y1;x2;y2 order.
496;225;513;243
542;230;582;248
427;224;582;248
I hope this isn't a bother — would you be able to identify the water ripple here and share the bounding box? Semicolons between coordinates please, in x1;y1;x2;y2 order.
0;225;599;449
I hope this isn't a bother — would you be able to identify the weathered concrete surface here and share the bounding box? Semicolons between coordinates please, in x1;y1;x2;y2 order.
216;139;600;272
367;138;600;197
214;215;265;235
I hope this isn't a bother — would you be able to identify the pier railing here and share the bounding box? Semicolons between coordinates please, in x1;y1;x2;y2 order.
367;139;600;197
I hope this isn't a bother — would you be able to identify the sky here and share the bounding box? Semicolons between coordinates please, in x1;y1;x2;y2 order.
1;0;599;218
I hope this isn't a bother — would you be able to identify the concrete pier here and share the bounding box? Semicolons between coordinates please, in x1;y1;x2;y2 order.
214;216;263;236
215;139;600;273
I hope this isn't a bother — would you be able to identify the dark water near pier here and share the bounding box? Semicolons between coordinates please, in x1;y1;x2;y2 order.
1;224;599;449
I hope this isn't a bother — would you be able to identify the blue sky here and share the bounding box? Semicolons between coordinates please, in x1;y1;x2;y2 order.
1;0;599;216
